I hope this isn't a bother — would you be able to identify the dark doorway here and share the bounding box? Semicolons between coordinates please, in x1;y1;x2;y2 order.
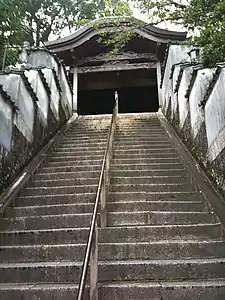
118;86;158;113
78;89;115;115
78;86;158;115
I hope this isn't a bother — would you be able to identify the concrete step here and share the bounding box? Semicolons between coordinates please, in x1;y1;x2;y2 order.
6;200;207;217
52;150;105;156
30;177;99;187
1;240;225;263
60;137;107;143
114;144;174;150
0;211;216;231
58;141;107;148
33;170;101;181
15;191;203;207
62;133;108;138
99;280;225;300
109;191;203;201
115;141;172;147
111;175;189;185
46;159;103;166
115;136;170;142
0;223;222;245
49;154;104;162
108;211;216;225
20;185;98;196
111;162;184;170
111;169;187;177
55;145;105;152
112;157;181;165
110;183;195;193
114;148;175;155
40;164;102;173
0;258;225;283
1;280;225;300
16;192;97;206
113;152;178;159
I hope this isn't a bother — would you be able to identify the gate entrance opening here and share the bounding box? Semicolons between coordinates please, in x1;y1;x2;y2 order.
78;86;158;115
78;68;159;115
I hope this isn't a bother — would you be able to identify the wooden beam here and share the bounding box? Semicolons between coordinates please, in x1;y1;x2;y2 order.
79;78;156;90
77;52;157;66
78;62;157;74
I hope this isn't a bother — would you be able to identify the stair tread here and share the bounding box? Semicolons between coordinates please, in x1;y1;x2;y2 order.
1;257;225;269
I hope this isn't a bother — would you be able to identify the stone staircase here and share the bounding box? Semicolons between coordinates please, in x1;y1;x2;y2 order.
0;113;225;299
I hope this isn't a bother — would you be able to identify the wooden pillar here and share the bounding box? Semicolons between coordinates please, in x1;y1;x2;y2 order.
73;67;78;112
156;61;162;107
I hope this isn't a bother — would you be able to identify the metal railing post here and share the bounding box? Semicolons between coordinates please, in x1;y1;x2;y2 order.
76;95;119;300
90;223;98;300
100;175;107;228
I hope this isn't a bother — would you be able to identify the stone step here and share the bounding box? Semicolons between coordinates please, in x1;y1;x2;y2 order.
113;152;178;159
0;258;225;283
55;145;105;152
30;177;99;187
115;141;172;146
52;150;105;156
49;154;104;162
16;191;203;207
106;211;216;226
6;200;207;217
115;136;170;142
16;193;96;206
111;169;187;177
1;280;225;300
112;157;181;164
111;175;189;185
60;137;107;143
46;159;103;166
110;183;195;193
114;148;175;155
14;191;204;206
0;211;216;231
62;133;108;138
57;141;107;148
111;162;184;170
20;185;98;196
40;164;102;173
0;223;222;245
33;170;101;181
1;240;225;263
99;280;225;300
114;144;174;150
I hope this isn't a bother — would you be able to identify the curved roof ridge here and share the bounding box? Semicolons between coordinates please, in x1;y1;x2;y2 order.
45;16;186;49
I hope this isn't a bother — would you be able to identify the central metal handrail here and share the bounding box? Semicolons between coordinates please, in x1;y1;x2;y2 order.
76;94;118;300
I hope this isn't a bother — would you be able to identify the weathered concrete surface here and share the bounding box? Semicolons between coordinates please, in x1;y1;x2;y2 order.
0;114;225;299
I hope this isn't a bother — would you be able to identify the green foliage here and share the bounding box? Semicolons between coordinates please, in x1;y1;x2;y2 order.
95;0;135;55
0;0;26;68
134;0;225;66
0;0;105;67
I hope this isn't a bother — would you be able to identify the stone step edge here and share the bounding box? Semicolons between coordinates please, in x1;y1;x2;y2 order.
1;240;224;249
8;200;204;209
0;223;221;234
2;211;214;221
1;257;225;268
3;279;220;289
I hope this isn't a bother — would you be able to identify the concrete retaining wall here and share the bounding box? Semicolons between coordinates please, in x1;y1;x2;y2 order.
0;50;73;193
161;44;225;194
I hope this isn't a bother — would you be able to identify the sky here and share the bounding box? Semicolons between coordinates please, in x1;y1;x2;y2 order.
53;3;184;40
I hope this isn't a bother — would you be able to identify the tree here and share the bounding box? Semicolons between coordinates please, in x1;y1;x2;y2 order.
0;0;106;67
133;0;225;66
22;0;106;46
0;0;26;68
95;0;135;55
